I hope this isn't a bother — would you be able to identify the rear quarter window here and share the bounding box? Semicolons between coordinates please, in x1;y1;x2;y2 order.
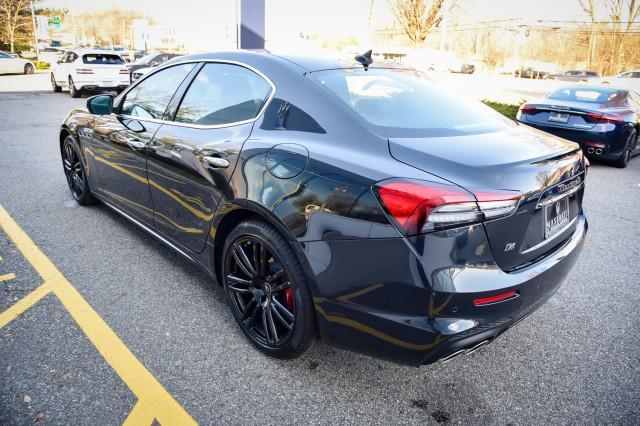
310;68;511;137
83;54;124;65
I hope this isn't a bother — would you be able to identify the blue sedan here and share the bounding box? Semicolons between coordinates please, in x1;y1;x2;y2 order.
517;85;640;167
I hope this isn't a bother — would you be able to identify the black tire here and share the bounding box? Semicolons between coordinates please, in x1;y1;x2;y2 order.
612;130;636;168
51;74;61;92
24;63;34;74
222;220;316;359
62;136;95;205
69;76;81;98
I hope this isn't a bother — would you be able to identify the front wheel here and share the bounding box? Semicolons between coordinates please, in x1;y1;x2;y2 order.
62;136;95;205
222;220;316;359
68;76;81;98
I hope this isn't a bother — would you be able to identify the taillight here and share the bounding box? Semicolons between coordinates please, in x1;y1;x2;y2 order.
119;69;129;74
75;68;94;74
585;112;624;124
519;104;537;115
373;179;521;235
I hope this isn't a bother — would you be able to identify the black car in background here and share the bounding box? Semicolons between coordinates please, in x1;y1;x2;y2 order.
126;52;183;79
59;51;587;365
517;85;640;167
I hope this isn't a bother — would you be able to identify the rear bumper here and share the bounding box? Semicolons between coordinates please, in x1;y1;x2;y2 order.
521;121;631;159
304;214;587;366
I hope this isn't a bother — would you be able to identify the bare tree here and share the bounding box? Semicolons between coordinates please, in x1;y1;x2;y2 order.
391;0;445;47
579;0;640;74
0;0;31;52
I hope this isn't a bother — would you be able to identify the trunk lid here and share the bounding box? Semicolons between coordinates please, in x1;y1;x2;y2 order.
389;126;586;271
520;99;601;130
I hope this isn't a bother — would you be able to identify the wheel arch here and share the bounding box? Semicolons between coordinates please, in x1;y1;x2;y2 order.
211;201;318;296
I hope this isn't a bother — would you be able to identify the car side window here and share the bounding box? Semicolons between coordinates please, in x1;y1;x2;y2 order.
121;63;195;120
0;52;9;59
174;63;272;126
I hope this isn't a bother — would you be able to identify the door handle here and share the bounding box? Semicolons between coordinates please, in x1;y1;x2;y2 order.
126;140;146;150
202;156;229;168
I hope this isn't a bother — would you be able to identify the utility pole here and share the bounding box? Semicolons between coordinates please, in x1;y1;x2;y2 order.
30;0;39;61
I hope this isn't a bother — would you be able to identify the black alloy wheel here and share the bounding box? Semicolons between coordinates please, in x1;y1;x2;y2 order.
222;221;316;358
62;136;94;205
613;130;637;168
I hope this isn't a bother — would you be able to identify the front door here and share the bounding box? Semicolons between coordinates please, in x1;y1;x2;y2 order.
90;62;196;224
147;62;273;253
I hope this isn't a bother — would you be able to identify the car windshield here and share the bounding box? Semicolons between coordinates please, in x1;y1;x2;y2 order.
309;68;512;137
83;54;124;65
548;87;625;103
134;54;158;65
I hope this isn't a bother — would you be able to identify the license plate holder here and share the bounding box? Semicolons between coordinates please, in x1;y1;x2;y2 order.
544;197;570;239
548;111;570;123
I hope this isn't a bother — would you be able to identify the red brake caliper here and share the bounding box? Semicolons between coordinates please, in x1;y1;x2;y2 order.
284;288;294;310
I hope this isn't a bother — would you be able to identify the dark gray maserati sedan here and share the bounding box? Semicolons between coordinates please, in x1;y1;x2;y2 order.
59;50;587;365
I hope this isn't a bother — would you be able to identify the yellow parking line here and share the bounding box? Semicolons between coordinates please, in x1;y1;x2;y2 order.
0;282;51;329
123;400;155;426
0;204;196;425
0;272;16;282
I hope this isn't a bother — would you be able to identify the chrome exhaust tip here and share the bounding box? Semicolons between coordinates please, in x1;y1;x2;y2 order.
438;339;492;363
587;148;595;154
595;148;603;155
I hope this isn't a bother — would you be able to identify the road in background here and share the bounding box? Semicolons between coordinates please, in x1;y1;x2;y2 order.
0;81;639;424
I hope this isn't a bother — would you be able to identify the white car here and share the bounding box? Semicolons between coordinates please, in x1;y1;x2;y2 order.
0;51;34;75
51;49;131;97
598;70;640;91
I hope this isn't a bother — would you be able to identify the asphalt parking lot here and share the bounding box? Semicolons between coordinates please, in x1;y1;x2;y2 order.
1;79;639;425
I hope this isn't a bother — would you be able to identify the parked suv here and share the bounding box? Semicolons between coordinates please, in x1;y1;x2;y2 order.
51;49;130;97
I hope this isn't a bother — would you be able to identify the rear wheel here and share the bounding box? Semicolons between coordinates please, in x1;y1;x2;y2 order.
51;74;61;92
24;63;34;74
62;136;95;205
222;220;316;359
68;76;81;98
612;130;637;168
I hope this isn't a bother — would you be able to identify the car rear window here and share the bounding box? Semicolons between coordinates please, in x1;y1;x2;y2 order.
548;87;625;104
309;68;512;137
82;54;124;65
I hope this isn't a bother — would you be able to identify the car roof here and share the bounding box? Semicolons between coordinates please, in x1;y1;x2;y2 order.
65;49;125;56
550;84;630;94
177;49;403;73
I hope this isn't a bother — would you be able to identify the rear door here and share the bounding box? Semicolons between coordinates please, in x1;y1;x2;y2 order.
147;61;274;253
90;63;196;225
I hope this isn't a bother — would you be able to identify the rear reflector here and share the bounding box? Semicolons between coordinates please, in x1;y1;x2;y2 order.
119;69;129;74
373;179;521;235
584;140;606;148
473;291;518;306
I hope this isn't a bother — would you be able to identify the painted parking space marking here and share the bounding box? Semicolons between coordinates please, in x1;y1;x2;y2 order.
0;272;16;282
0;203;196;425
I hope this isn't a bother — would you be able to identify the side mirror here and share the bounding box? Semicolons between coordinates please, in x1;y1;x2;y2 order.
87;94;113;115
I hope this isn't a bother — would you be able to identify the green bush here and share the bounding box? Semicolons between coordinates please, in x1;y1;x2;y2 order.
482;100;522;120
35;61;50;70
